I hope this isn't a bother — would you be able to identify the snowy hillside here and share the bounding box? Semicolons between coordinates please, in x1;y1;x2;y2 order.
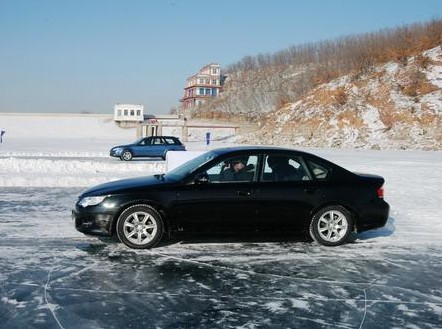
238;46;442;150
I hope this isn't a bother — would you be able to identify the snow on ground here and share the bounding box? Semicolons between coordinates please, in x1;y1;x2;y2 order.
1;114;441;328
1;113;442;247
0;113;233;186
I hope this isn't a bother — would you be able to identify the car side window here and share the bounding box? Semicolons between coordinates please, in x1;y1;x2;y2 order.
164;137;178;145
140;137;152;145
307;160;329;180
139;138;149;145
205;155;258;183
262;154;310;182
153;137;165;145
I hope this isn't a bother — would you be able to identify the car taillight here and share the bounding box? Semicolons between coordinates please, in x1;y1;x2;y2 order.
377;186;385;198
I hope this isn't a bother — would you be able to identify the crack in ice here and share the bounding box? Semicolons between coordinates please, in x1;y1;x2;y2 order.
358;289;368;329
44;267;65;329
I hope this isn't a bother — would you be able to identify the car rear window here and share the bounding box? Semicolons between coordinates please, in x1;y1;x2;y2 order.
307;160;330;180
164;137;181;145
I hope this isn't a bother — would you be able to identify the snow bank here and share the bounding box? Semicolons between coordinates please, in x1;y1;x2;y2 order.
0;157;165;187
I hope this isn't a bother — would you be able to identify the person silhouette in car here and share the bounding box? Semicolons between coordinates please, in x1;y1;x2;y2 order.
220;158;253;181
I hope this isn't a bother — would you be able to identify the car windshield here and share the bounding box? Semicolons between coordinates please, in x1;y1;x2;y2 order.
166;151;218;180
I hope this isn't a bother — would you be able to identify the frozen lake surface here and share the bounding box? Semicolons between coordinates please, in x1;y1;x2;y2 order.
0;115;441;328
0;187;441;329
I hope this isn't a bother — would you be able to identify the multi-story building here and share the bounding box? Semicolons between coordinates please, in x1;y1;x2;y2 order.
180;63;222;110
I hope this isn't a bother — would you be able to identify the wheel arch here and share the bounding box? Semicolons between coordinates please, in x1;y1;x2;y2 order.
309;201;358;232
121;148;134;160
109;199;170;236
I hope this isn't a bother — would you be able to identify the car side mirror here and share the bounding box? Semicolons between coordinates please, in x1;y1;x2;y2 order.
194;173;209;184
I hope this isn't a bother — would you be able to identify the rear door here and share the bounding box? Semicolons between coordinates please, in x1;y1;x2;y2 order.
256;152;317;232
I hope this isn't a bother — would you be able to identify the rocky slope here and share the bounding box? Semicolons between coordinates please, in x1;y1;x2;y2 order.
237;46;442;150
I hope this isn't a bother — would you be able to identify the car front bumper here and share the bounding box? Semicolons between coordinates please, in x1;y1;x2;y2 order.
110;149;123;157
72;207;114;237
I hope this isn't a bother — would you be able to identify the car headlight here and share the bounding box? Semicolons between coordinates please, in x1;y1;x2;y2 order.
78;196;107;207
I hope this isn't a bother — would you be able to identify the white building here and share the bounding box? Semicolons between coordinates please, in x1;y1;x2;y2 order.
114;104;144;122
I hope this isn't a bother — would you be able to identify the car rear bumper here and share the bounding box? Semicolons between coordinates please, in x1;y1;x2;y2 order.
356;199;390;232
72;208;113;237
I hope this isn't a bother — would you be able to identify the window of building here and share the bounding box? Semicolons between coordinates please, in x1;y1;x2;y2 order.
199;88;204;95
136;110;141;116
117;110;122;116
205;79;210;84
124;110;128;116
212;68;218;74
212;79;217;85
199;78;204;84
205;88;211;95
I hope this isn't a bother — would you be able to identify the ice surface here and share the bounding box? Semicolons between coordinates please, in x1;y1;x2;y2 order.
0;114;441;328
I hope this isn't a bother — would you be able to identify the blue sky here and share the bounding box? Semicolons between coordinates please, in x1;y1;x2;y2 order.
1;0;441;114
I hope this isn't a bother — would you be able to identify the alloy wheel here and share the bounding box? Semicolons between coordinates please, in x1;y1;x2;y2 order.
316;210;349;243
123;211;158;245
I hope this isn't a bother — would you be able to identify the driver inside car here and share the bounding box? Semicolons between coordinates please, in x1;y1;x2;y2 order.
220;158;254;181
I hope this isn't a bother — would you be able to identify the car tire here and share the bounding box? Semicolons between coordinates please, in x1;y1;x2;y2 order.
116;204;164;249
309;205;353;246
121;150;133;161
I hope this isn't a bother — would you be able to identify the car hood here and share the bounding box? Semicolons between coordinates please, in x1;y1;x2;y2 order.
80;175;176;197
111;144;132;149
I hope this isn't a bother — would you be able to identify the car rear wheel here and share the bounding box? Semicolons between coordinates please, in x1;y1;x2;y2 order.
309;206;352;246
121;150;133;161
116;204;164;249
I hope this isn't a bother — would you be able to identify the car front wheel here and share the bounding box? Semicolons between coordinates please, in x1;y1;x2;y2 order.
121;150;133;161
309;206;353;246
116;204;164;249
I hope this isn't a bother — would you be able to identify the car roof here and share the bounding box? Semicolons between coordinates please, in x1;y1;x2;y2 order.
210;146;352;175
149;136;179;139
211;146;308;155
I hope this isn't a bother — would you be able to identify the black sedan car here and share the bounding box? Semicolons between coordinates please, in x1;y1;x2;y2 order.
73;146;389;248
110;136;185;161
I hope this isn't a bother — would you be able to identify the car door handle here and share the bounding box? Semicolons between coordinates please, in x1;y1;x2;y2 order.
238;190;252;197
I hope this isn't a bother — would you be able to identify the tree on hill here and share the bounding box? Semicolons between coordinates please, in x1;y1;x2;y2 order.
190;19;442;122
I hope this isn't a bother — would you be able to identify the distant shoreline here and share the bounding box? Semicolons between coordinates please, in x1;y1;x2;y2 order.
0;112;113;118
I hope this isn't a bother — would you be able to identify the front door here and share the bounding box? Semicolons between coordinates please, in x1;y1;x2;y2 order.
169;154;260;233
